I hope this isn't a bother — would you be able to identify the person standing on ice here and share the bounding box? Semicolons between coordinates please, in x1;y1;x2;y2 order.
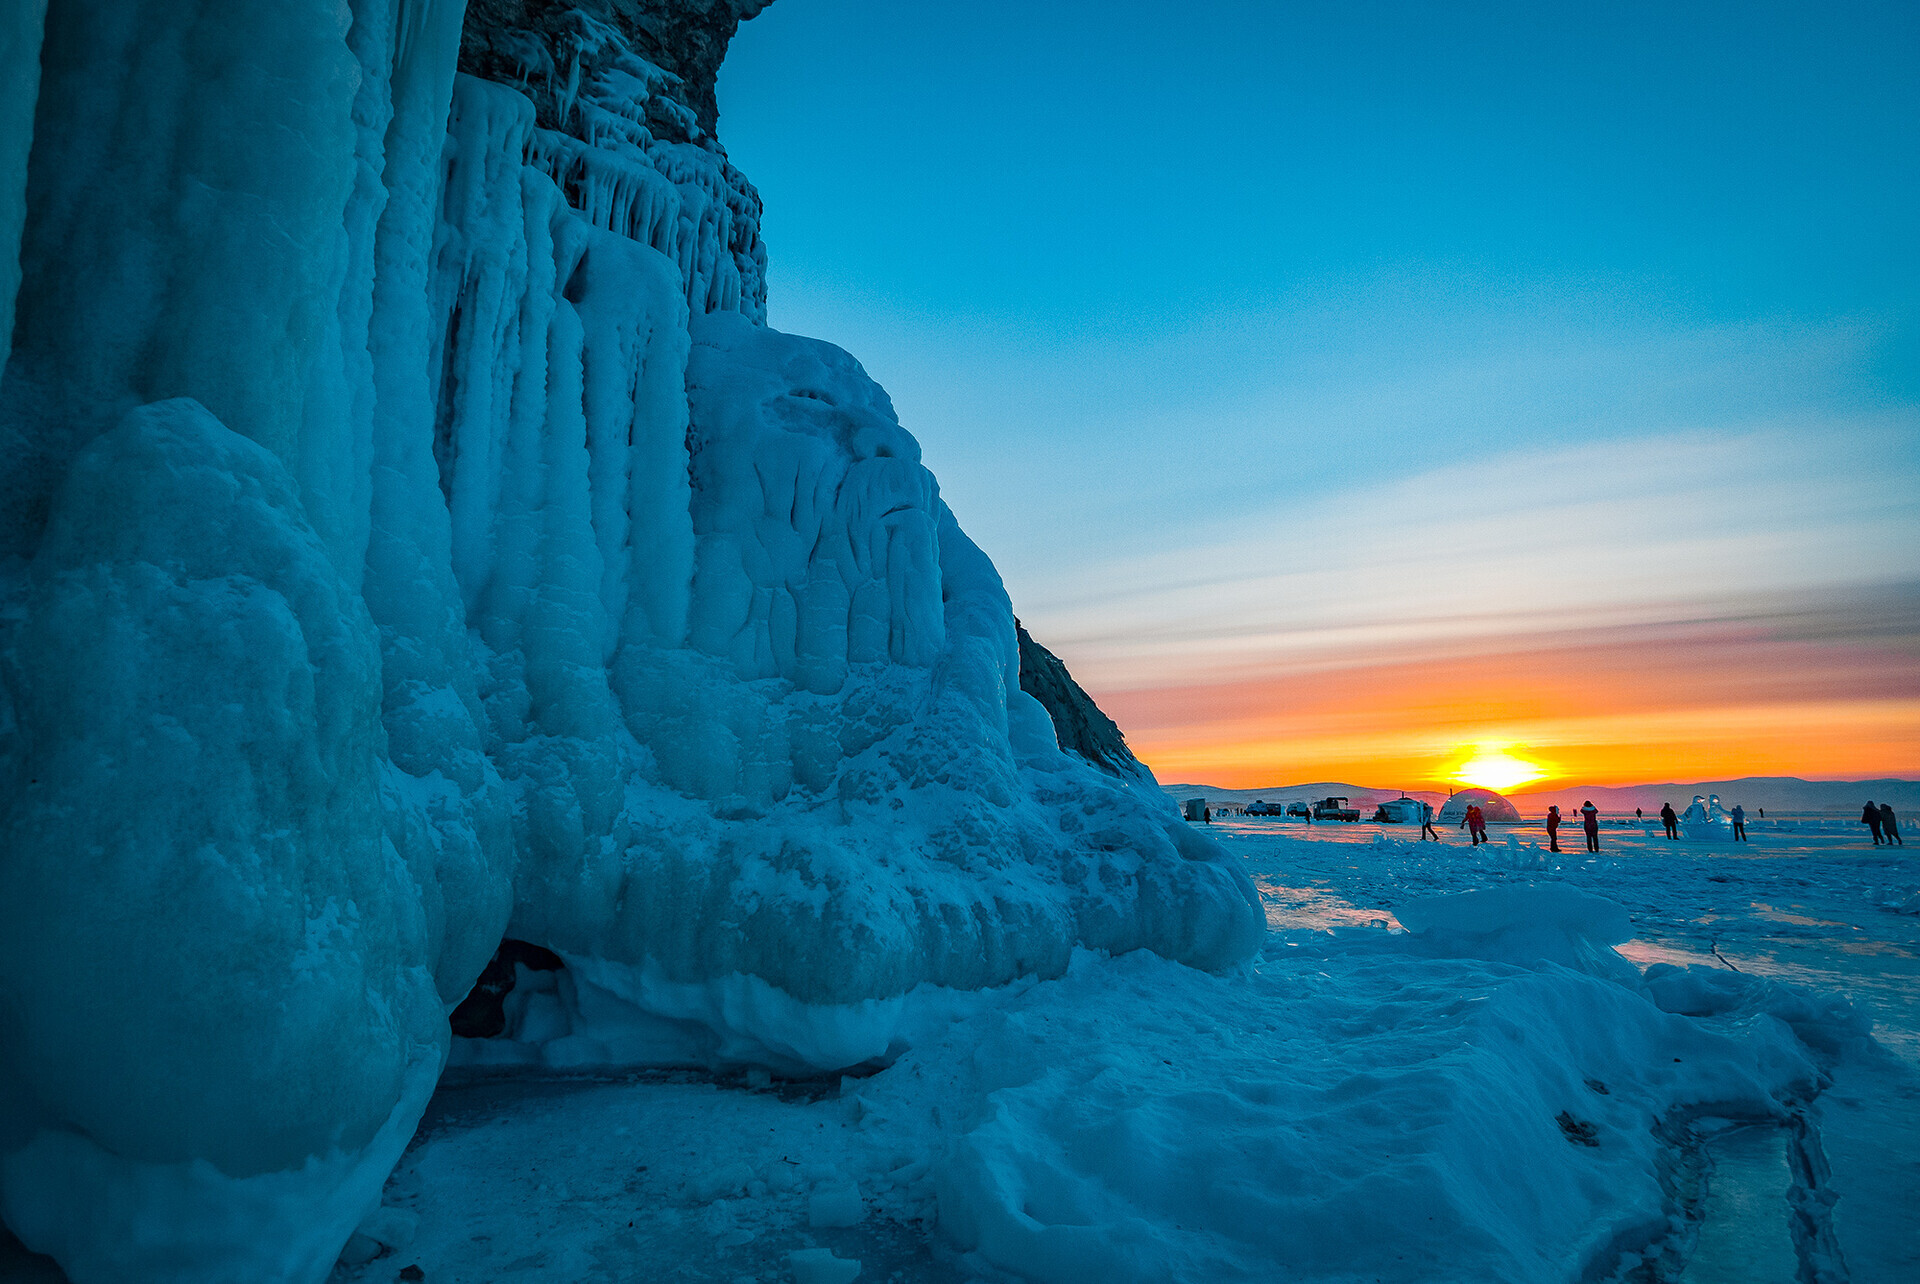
1863;802;1884;845
1581;800;1601;852
1544;805;1563;852
1461;803;1488;845
1880;803;1903;846
1730;804;1747;841
1660;802;1679;839
1420;801;1439;841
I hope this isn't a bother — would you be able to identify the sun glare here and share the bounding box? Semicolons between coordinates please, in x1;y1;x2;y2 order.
1451;746;1547;793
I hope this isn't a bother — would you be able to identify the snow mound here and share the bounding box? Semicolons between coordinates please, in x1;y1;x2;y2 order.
1398;883;1639;981
886;943;1820;1284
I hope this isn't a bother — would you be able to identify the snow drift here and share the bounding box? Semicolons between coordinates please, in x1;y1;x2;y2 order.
0;1;1259;1279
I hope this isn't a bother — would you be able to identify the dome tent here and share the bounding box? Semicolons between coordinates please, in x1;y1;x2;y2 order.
1438;788;1522;824
1373;797;1425;824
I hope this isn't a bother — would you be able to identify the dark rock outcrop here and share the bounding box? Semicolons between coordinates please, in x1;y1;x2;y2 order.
1016;622;1150;782
459;0;772;138
456;0;772;322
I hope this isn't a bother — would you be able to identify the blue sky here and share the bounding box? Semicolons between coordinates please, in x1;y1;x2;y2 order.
717;0;1919;781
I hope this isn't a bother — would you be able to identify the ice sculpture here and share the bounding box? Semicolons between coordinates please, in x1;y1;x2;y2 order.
1679;794;1734;841
0;2;1262;1279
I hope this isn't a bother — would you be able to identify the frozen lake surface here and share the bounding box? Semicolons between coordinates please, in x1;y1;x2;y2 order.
1224;814;1920;1066
5;818;1914;1284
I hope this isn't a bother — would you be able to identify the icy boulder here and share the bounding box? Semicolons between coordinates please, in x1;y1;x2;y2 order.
0;401;444;1282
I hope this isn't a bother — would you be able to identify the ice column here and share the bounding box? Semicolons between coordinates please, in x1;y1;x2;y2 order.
0;0;47;379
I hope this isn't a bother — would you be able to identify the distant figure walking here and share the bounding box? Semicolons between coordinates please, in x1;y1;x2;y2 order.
1581;800;1601;852
1635;807;1644;821
1545;805;1563;853
1864;802;1884;846
1660;802;1678;840
1881;803;1903;847
1730;804;1747;841
1420;801;1438;842
1461;804;1488;846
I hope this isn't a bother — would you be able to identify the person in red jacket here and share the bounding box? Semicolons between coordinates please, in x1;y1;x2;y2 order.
1460;803;1488;845
1581;800;1601;852
1545;805;1563;852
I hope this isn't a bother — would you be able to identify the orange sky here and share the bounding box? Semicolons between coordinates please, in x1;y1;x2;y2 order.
1092;588;1920;789
1000;417;1918;791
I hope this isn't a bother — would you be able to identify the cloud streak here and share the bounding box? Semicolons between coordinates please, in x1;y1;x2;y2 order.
1008;422;1919;786
1018;420;1919;693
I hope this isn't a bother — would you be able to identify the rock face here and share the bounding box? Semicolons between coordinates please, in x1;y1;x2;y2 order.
0;2;1262;1280
1016;622;1151;782
454;0;771;322
460;0;770;136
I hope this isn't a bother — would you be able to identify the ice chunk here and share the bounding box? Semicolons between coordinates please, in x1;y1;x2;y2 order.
692;1161;757;1202
807;1182;865;1228
1641;963;1872;1054
788;1247;862;1284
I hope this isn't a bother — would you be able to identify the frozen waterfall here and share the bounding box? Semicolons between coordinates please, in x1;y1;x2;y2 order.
0;2;1262;1280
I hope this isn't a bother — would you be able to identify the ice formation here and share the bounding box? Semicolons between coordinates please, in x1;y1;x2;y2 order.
0;1;1260;1279
1680;794;1736;841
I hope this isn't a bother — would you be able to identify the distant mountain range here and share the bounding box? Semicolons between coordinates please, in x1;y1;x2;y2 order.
1160;777;1920;814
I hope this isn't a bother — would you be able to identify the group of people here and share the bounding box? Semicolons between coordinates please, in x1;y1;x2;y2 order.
1650;800;1751;840
1864;802;1905;846
1541;802;1602;852
1285;797;1907;847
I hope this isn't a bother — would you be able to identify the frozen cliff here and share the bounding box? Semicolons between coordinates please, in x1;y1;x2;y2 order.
0;1;1262;1280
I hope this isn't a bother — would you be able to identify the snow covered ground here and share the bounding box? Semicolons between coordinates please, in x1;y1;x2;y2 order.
9;816;1913;1284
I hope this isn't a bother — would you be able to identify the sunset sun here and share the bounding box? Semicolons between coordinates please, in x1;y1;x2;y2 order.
1450;746;1548;793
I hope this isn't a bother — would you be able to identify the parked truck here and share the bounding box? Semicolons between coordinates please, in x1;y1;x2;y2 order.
1313;796;1361;822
